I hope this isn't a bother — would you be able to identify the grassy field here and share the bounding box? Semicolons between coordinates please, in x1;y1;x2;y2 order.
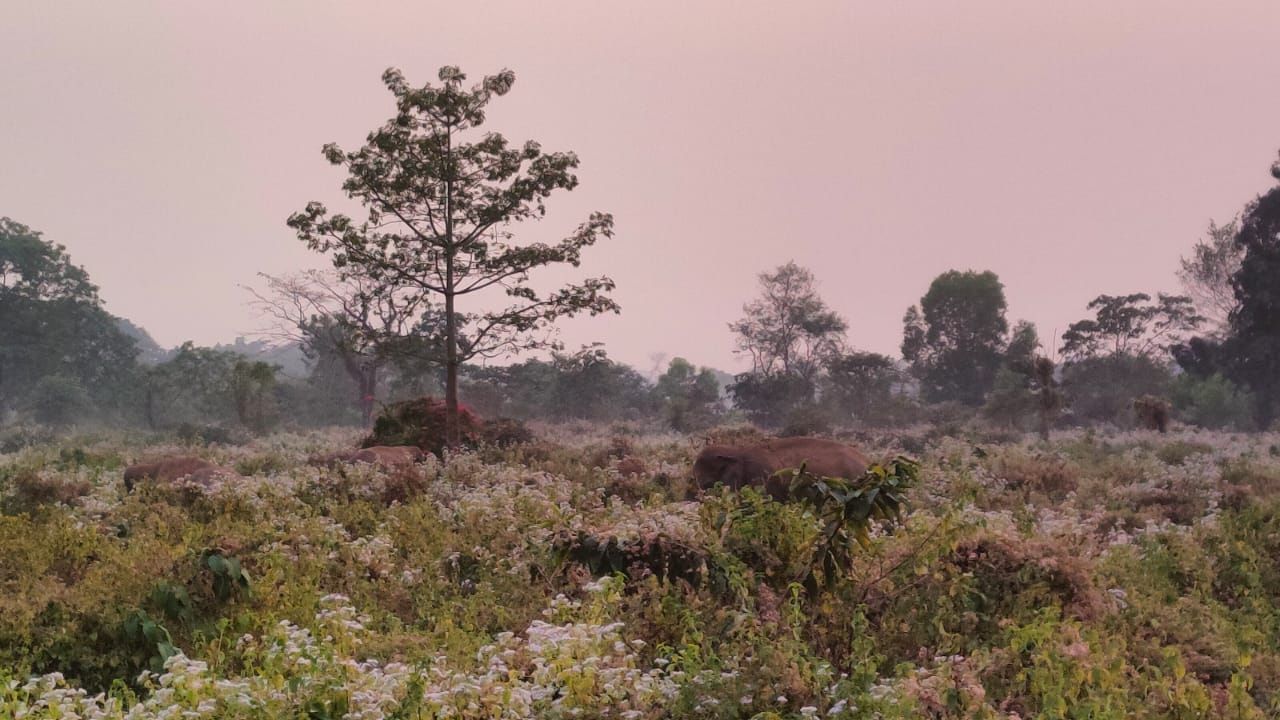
2;425;1280;718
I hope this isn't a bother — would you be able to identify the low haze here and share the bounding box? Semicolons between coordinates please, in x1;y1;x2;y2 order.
3;0;1279;371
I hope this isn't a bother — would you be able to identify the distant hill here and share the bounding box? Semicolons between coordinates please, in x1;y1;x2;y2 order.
112;317;310;376
212;337;310;377
113;316;168;364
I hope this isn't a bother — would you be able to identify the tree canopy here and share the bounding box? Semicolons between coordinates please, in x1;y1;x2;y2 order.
0;218;139;418
902;270;1009;405
289;65;618;445
1060;293;1202;363
729;261;847;382
1222;152;1280;425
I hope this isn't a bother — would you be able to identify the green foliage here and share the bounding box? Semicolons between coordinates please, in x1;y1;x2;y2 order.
781;456;919;592
289;65;618;447
544;345;654;422
1060;292;1203;363
729;372;816;428
27;374;93;428
142;343;279;434
121;610;179;675
1061;353;1173;426
1172;373;1256;430
203;551;252;601
653;357;722;431
822;351;917;429
1219;152;1280;427
902;270;1010;405
231;359;280;433
3;430;1280;717
0;217;140;418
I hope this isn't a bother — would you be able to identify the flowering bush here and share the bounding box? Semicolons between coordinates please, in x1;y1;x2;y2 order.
2;426;1280;717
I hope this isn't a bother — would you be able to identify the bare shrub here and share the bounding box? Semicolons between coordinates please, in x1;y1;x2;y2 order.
5;470;92;511
984;448;1079;499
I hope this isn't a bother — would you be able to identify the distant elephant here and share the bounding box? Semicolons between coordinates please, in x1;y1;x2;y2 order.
690;436;872;500
123;455;238;491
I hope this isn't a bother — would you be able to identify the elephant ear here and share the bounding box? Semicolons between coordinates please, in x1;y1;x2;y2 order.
709;454;740;488
740;456;770;483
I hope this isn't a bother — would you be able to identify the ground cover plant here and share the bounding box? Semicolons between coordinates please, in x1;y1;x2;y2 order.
3;425;1280;718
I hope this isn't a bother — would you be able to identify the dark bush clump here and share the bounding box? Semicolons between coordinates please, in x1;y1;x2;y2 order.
366;397;532;457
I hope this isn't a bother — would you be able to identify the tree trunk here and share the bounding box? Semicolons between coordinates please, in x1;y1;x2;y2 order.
443;126;460;450
144;383;157;430
444;289;459;449
359;366;377;428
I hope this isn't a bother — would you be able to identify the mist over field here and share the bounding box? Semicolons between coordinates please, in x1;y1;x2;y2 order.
5;3;1280;718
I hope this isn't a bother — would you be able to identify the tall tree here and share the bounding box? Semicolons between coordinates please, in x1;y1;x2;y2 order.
1224;151;1280;426
0;218;138;417
822;351;911;428
289;66;618;447
902;270;1009;405
1178;218;1243;336
653;357;722;431
1059;293;1202;362
981;322;1045;430
729;261;847;381
250;269;428;425
1058;292;1198;427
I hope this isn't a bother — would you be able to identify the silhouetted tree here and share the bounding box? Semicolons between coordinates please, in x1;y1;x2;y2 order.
250;270;428;425
143;343;278;432
547;345;653;422
902;270;1009;405
1057;292;1195;427
1223;151;1280;426
290;66;618;447
0;218;139;419
822;351;913;428
982;323;1059;435
1031;357;1063;441
729;262;846;424
730;262;847;381
653;357;721;431
1178;218;1243;336
1060;293;1202;362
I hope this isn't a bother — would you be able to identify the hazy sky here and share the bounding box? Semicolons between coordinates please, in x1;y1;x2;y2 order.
4;1;1279;374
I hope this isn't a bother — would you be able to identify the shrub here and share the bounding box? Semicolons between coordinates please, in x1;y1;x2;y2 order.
1061;354;1172;426
26;375;93;428
1154;439;1213;466
477;416;535;447
364;397;483;456
1171;373;1256;430
983;447;1079;500
2;469;92;513
175;423;242;446
779;403;834;437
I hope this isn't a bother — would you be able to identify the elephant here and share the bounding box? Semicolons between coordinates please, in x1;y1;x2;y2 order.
123;455;238;491
690;436;872;500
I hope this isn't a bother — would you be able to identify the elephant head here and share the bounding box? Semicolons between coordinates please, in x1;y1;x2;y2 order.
689;446;770;498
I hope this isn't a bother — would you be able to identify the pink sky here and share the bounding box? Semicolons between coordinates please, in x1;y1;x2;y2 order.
3;1;1279;373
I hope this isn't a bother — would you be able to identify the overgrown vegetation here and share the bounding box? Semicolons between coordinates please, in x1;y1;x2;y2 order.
3;426;1280;717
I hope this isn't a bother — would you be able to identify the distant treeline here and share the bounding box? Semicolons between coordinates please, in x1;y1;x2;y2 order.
3;149;1280;437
